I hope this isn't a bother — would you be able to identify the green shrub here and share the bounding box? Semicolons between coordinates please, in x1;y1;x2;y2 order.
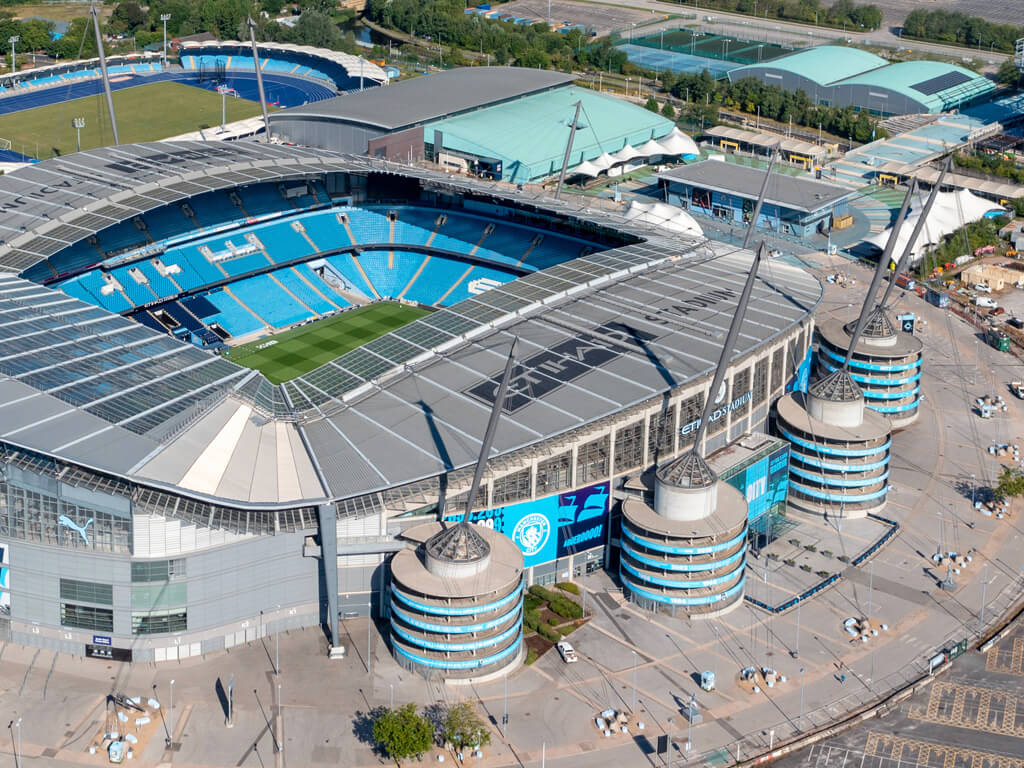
524;594;543;611
524;609;542;632
837;555;851;563
821;550;833;558
537;623;561;643
783;558;796;567
816;570;831;578
548;596;582;620
548;616;560;626
804;544;817;553
529;585;558;602
800;564;813;572
555;582;580;595
525;648;539;665
789;538;801;547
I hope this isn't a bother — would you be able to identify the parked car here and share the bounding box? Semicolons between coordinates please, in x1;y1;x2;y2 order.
556;641;579;663
975;283;992;293
990;307;1006;316
1008;317;1024;329
975;296;997;308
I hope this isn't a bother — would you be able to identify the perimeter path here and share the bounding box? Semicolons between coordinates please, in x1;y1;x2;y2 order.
2;253;1024;768
575;0;1010;64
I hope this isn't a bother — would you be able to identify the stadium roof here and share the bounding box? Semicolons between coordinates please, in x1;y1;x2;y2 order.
835;60;994;112
657;161;853;213
179;40;388;84
729;45;886;86
423;85;675;183
0;141;366;275
0;144;822;507
273;67;575;131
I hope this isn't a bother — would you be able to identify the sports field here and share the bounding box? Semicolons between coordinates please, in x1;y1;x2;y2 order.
225;303;433;384
0;80;267;158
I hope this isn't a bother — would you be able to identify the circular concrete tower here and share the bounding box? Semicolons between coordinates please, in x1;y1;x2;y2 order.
389;521;524;682
816;310;923;428
775;369;892;519
620;452;748;618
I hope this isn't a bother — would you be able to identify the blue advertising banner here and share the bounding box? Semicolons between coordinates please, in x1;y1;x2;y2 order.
786;346;813;394
724;445;790;522
448;483;610;568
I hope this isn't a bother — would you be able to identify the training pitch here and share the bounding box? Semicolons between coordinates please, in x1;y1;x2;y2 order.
225;302;433;384
0;80;267;158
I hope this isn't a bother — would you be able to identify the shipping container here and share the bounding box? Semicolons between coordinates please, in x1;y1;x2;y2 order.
926;288;949;308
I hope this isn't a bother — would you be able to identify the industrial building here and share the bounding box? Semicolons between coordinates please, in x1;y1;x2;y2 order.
658;161;855;238
728;46;994;116
268;68;679;184
0;142;820;668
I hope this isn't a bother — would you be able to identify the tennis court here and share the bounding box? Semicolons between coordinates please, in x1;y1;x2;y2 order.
630;30;794;65
615;44;738;78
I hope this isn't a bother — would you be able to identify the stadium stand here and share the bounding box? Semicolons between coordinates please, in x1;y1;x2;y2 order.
275;267;340;314
358;251;427;298
229;273;312;328
202;288;266;337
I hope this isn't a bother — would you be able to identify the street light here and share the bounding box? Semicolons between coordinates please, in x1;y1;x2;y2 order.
667;717;674;768
798;668;805;731
631;650;637;712
160;14;171;69
167;679;175;747
9;718;21;768
72;117;85;153
8;36;18;74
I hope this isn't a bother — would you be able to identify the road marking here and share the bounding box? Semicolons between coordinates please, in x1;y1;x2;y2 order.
987;637;1024;676
865;731;1024;768
909;680;1024;738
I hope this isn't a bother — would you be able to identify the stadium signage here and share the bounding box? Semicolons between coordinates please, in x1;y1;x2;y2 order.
465;320;657;413
643;287;738;321
679;390;752;435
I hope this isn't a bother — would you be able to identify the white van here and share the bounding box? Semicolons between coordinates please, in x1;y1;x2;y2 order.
556;641;579;663
974;296;997;308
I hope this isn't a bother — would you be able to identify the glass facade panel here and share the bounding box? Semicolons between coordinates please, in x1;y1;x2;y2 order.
613;421;644;474
59;579;113;605
61;603;114;632
576;436;609;485
491;468;532;506
753;357;769;406
132;610;187;635
131;583;187;612
536;452;571;496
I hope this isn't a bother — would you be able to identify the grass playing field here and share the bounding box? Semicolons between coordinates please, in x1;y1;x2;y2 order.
224;303;434;384
0;81;268;159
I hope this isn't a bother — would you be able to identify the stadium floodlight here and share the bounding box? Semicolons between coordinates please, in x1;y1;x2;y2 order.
1016;37;1024;73
8;35;17;73
72;117;85;153
160;14;171;69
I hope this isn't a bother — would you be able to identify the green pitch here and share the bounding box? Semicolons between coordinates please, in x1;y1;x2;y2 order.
225;302;433;384
0;81;268;159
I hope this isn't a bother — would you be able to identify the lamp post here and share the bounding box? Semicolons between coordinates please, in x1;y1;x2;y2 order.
8;36;18;74
167;679;175;747
687;693;695;753
160;14;171;69
798;668;805;731
631;650;637;712
667;717;674;768
72;117;85;153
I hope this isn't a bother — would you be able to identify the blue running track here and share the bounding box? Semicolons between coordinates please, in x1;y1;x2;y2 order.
0;71;335;117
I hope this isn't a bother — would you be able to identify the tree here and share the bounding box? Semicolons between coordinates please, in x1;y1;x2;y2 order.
111;2;148;34
372;704;434;764
995;466;1024;501
644;96;659;113
997;59;1021;86
661;101;676;119
442;702;491;752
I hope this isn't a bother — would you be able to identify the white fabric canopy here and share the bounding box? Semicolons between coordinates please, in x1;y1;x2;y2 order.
623;200;703;237
611;144;643;163
655;127;699;156
866;188;1004;264
636;138;666;156
592;152;617;170
570;160;605;178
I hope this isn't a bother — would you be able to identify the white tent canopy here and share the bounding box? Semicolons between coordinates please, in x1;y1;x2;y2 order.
866;188;1003;264
611;144;643;164
592;152;617;171
623;200;704;237
570;160;605;178
656;127;699;157
636;138;667;156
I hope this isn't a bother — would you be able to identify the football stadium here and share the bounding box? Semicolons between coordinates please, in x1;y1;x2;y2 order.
0;140;820;669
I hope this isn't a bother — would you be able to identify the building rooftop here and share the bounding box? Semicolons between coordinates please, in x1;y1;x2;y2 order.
658;161;853;213
729;45;886;87
424;85;675;183
835;60;993;113
272;67;575;131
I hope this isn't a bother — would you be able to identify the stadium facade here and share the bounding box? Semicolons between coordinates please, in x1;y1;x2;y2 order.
0;142;820;664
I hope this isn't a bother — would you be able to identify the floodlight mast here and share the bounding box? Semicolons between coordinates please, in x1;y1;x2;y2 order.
461;339;518;522
90;3;118;145
689;241;766;452
247;18;272;142
742;149;779;249
554;101;583;200
876;158;952;312
840;175;919;369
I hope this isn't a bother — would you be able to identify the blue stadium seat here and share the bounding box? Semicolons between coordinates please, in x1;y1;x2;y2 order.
229;274;312;328
274;267;336;314
299;212;354;251
400;256;474;306
323;254;375;297
202;288;265;337
111;267;159;306
216;248;272;278
295;263;349;307
135;261;181;298
142;205;192;241
357;251;426;298
253;221;316;263
346;209;391;243
239;185;288;217
439;264;517;306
